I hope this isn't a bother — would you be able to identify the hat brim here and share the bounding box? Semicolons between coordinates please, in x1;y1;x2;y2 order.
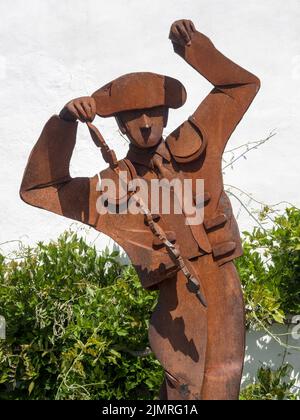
92;72;187;117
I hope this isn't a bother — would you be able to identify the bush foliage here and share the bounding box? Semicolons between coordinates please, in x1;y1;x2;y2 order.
237;206;300;328
0;233;163;400
240;364;298;400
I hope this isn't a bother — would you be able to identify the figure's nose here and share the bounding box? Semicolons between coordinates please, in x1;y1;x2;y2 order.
141;113;152;128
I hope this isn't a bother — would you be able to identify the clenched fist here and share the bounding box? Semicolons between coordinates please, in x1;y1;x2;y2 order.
169;19;196;47
60;96;97;123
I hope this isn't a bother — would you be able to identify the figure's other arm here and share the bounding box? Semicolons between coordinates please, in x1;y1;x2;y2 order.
169;20;261;154
20;97;99;226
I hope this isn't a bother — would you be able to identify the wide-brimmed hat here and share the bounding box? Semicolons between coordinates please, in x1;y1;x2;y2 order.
92;72;187;117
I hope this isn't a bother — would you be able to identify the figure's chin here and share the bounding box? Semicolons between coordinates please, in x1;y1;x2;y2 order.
133;137;162;149
144;141;160;149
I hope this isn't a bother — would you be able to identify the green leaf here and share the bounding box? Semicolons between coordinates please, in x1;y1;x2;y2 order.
28;381;35;395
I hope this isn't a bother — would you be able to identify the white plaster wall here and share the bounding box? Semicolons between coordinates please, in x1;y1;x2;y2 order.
243;325;300;392
0;0;299;251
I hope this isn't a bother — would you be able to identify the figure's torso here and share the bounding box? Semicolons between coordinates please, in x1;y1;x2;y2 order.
90;125;242;290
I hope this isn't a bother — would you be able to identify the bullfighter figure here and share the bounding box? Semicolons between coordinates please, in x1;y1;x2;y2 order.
20;19;260;400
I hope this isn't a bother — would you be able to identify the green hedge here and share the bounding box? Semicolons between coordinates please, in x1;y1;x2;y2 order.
0;233;163;400
237;206;300;328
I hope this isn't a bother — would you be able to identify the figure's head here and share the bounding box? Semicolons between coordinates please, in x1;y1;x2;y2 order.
115;106;169;149
92;72;186;148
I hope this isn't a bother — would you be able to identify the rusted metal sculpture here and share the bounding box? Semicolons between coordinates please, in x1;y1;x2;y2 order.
20;20;260;400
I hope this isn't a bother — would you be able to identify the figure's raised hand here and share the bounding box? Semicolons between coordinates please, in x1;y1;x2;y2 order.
169;19;196;47
60;96;97;123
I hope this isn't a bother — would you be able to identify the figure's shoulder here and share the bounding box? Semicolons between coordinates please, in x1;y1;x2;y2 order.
166;116;207;164
99;159;137;180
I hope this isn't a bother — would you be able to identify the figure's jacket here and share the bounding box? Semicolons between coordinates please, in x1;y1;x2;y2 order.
20;31;260;290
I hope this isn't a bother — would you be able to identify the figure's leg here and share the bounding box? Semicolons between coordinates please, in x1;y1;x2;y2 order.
199;260;245;400
148;271;208;400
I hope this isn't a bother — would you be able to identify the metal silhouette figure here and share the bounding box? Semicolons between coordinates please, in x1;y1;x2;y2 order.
20;20;260;400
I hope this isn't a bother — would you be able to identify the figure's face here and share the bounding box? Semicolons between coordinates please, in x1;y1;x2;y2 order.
116;106;169;149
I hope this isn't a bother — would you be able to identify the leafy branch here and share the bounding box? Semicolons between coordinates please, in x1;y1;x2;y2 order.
223;130;277;171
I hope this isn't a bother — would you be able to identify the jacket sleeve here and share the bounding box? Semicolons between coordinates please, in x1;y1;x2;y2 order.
20;115;99;226
172;31;261;155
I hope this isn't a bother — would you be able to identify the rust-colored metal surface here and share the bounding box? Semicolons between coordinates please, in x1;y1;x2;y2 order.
20;20;260;400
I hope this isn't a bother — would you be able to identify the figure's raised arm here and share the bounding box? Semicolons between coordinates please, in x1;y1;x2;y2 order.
20;97;99;226
169;19;260;154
